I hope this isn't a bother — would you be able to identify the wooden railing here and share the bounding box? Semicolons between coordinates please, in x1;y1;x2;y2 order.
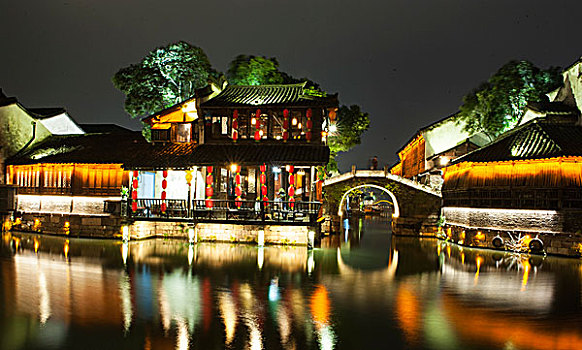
128;198;321;223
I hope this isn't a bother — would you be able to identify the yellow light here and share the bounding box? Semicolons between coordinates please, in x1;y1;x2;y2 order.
475;231;485;240
14;218;21;225
64;221;70;228
298;123;302;129
230;164;238;172
34;239;39;253
64;240;69;259
251;118;256;125
259;130;264;137
292;118;298;126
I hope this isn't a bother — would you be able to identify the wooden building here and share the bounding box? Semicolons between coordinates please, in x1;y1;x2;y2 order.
390;113;488;188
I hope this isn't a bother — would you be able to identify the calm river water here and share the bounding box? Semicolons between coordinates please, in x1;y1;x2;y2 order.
1;218;581;350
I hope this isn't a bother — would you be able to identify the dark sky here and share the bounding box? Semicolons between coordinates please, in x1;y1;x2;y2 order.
2;0;582;171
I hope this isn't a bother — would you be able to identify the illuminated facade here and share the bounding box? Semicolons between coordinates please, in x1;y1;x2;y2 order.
442;113;582;256
390;112;488;186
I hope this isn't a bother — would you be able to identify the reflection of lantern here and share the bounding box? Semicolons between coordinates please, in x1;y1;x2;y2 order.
306;108;313;142
205;166;214;208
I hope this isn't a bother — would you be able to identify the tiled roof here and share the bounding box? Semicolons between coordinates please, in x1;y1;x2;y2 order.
124;143;330;169
79;124;135;134
28;108;66;119
9;134;329;169
8;132;149;165
452;118;582;163
202;83;338;108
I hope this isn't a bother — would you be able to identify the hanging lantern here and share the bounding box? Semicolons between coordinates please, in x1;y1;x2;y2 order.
132;191;138;200
306;108;313;142
254;130;261;141
261;184;268;196
232;109;239;142
131;171;139;212
235;165;242;208
132;178;138;189
133;170;138;178
131;201;138;212
161;170;168;213
185;170;193;186
205;166;214;208
283;109;290;142
260;172;266;184
287;165;295;207
259;163;268;205
289;196;295;209
260;164;266;173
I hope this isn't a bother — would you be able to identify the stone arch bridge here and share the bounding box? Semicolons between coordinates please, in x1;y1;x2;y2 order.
323;170;442;235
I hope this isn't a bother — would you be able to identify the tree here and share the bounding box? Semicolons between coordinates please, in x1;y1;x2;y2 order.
327;105;370;173
456;60;562;140
113;41;216;119
227;55;286;85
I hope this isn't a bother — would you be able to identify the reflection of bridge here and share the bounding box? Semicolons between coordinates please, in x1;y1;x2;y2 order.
323;170;442;235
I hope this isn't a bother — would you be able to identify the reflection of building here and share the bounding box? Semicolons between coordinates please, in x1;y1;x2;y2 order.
390;113;488;188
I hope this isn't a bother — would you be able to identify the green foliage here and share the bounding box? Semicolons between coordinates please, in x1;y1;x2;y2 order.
457;60;562;140
112;41;215;118
327;105;370;173
227;55;286;85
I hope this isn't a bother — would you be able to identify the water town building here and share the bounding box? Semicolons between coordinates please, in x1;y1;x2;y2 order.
4;83;338;244
390;113;489;188
441;58;582;256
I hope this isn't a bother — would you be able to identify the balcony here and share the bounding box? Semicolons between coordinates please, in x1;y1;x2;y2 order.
127;198;322;225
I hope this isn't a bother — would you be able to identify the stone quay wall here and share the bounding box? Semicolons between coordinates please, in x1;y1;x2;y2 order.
129;221;310;245
442;206;582;257
10;212;124;238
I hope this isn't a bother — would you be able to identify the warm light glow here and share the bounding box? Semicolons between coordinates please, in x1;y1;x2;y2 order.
475;231;485;240
258;230;265;247
251;117;256;125
188;228;196;244
122;225;129;242
439;157;450;166
230;164;238;172
298;123;302;129
292;117;298;126
521;259;531;291
329;124;337;133
63;240;69;259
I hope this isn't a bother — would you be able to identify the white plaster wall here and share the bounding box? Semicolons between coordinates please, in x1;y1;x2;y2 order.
155;170;190;199
559;61;582;110
38;113;84;135
443;207;563;233
0;104;52;157
423;118;488;158
520;108;545;126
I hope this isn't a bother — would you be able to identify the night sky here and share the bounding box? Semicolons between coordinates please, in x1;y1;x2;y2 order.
2;1;582;171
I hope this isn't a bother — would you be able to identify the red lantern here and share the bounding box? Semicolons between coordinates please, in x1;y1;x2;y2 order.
161;202;167;213
205;198;213;208
289;174;295;185
235;174;241;185
306;120;313;129
306;109;312;118
133;170;138;178
289;197;295;209
161;191;167;200
162;170;168;178
260;164;266;173
132;178;138;189
235;186;242;197
207;166;213;174
233;109;238;119
162;179;167;189
131;201;138;212
283;109;289;118
205;186;213;197
132;190;138;200
263;195;269;203
235;198;242;208
288;165;294;173
206;174;213;185
283;131;289;140
306;131;312;141
232;120;238;129
288;187;295;197
254;130;261;141
233;130;238;141
256;109;261;118
260;173;266;184
261;184;268;196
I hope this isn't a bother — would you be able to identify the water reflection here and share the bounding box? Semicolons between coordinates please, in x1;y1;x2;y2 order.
1;222;581;349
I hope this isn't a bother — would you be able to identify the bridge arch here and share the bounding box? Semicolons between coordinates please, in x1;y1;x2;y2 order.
338;184;399;218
